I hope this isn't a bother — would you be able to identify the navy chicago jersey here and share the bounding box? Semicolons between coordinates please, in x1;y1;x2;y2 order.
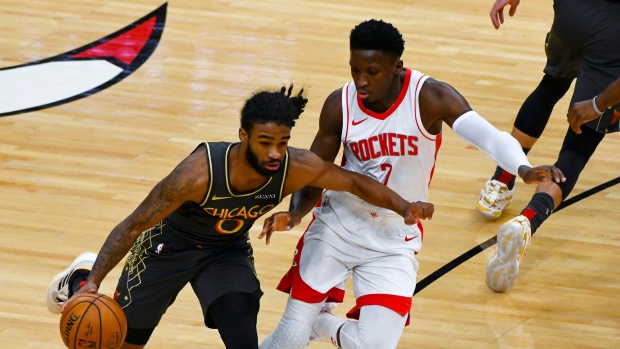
164;142;289;248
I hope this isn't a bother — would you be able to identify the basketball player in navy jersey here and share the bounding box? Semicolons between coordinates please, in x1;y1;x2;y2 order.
259;20;564;349
46;86;437;349
480;0;620;219
482;0;620;293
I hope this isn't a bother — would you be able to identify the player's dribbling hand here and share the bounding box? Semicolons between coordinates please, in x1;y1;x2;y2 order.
518;165;566;184
59;280;98;313
404;201;434;225
259;212;302;245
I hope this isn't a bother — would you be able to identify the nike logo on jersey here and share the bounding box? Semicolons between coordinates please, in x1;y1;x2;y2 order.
212;195;233;201
351;118;368;126
404;235;417;242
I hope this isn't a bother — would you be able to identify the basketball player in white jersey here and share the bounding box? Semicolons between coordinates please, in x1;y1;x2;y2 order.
258;20;565;349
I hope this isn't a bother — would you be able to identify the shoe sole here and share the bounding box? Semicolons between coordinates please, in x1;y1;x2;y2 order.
46;252;97;314
485;222;524;292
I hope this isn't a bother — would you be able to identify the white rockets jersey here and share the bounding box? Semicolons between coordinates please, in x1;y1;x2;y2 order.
338;68;441;213
309;68;442;253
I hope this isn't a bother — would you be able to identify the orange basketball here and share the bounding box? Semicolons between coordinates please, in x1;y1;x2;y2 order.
59;293;127;349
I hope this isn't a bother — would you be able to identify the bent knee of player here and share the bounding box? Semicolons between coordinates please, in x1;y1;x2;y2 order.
262;298;322;349
266;315;313;349
355;306;406;349
359;335;400;349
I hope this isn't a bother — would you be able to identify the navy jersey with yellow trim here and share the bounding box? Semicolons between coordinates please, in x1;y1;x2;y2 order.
163;142;289;248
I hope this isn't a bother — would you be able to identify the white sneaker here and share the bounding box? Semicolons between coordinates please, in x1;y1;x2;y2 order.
46;252;97;314
477;179;515;219
486;216;532;292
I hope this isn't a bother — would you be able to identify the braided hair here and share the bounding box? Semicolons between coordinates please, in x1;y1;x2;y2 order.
350;19;405;58
240;85;308;132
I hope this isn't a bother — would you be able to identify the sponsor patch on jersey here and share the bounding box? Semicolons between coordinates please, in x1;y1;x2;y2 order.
255;193;276;199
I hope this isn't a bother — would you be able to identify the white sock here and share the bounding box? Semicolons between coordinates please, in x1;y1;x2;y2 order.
312;312;347;346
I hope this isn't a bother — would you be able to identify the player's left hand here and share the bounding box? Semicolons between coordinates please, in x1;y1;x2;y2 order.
567;99;601;134
404;201;434;225
259;211;299;245
518;165;566;184
60;279;98;313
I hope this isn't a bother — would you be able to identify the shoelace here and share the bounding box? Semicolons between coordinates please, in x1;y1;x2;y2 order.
54;272;71;302
515;218;531;262
486;182;501;203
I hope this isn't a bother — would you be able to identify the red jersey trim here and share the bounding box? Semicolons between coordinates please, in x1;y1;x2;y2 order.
417;220;424;242
428;132;443;187
356;68;412;121
343;83;351;143
412;75;438;141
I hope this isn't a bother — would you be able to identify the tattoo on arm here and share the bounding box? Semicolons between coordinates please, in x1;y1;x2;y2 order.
90;162;197;284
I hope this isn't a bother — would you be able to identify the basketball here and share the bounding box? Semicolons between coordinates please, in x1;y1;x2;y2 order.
59;293;127;349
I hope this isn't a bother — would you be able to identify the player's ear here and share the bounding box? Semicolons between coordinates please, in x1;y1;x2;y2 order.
394;59;403;74
239;127;248;142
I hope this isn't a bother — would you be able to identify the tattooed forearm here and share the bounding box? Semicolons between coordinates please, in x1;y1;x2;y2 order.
89;219;138;285
87;160;199;286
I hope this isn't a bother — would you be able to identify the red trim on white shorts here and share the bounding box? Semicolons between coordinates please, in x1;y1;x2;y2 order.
276;239;346;302
276;196;346;303
346;294;412;326
276;230;346;303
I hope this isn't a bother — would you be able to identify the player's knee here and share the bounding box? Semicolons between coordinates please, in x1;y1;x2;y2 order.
119;342;146;349
123;327;154;346
359;335;399;349
339;322;396;349
259;297;321;349
541;74;573;93
207;292;260;348
266;310;315;349
221;329;258;349
218;314;258;349
207;291;260;326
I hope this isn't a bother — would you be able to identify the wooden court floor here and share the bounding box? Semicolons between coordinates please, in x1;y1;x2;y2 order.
1;0;619;348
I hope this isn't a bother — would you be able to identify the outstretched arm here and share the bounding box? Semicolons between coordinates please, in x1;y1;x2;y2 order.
568;76;620;134
490;0;521;29
307;159;433;222
259;150;434;244
419;78;565;184
61;148;208;310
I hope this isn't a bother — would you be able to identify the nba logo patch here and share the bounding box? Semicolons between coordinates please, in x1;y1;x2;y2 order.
322;196;330;207
156;243;164;254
